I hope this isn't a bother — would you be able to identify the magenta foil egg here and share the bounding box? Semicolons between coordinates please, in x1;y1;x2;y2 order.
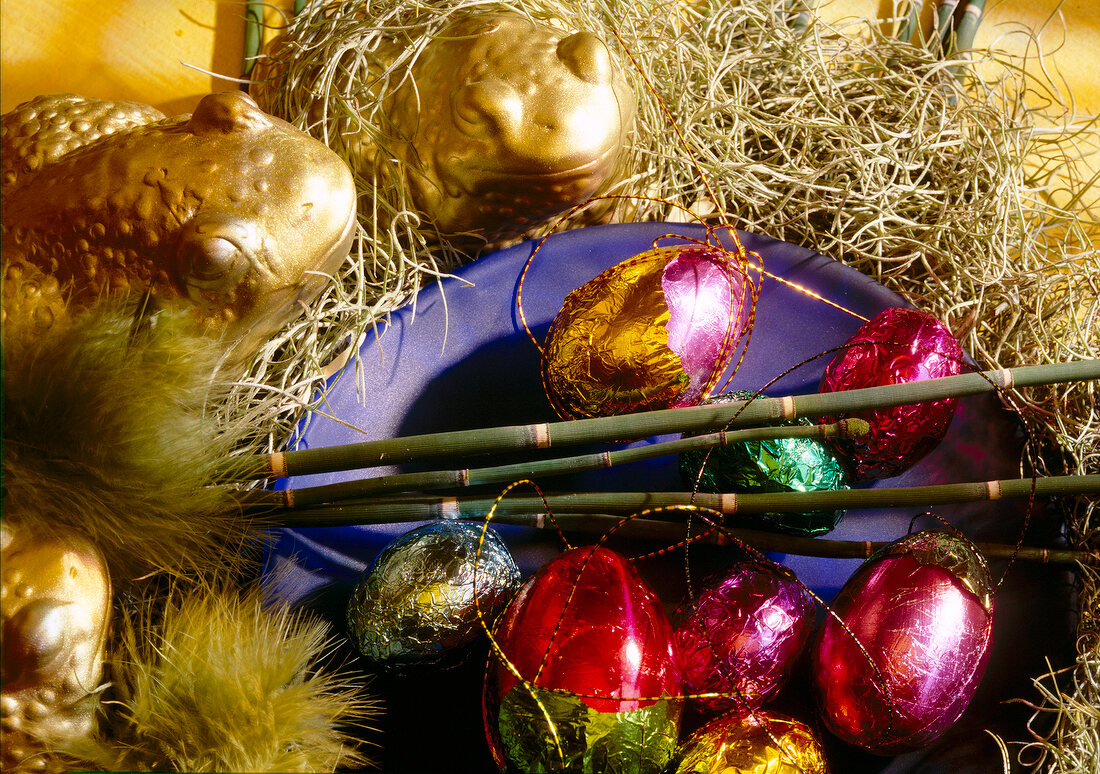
541;244;749;419
819;306;963;480
674;559;812;714
812;530;993;755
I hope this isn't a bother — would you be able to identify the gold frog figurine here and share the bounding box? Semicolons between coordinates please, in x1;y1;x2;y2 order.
1;523;112;773
379;12;636;241
1;91;356;359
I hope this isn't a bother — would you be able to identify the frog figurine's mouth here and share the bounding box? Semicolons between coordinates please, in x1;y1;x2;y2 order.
452;144;624;198
220;195;357;357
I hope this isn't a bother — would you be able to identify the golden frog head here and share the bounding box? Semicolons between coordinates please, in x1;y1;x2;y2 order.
385;12;636;241
1;91;357;359
1;522;111;772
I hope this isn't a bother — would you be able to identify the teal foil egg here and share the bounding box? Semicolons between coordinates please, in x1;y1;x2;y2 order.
346;522;520;672
680;391;849;535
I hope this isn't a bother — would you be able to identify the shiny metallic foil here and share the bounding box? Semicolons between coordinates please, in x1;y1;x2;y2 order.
902;529;993;612
673;560;812;715
680;391;849;535
483;546;682;771
674;709;828;774
819;307;963;480
346;522;519;673
496;684;679;773
812;530;993;754
542;246;746;420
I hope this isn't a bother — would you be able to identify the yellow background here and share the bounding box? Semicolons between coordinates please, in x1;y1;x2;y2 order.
2;0;1096;117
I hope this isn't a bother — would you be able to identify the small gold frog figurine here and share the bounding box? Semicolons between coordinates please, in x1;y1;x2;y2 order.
383;12;636;241
1;523;112;773
1;91;357;358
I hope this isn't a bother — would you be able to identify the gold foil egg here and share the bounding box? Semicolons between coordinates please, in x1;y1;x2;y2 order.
1;91;357;359
1;523;112;773
542;243;749;419
674;709;829;774
383;12;636;240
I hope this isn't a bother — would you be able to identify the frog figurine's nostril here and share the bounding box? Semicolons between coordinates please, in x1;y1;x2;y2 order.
557;31;614;86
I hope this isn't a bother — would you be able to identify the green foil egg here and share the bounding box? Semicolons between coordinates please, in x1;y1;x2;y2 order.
346;522;520;673
679;391;849;535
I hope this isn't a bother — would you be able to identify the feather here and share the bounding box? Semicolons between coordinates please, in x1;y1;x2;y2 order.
2;297;263;584
62;579;377;772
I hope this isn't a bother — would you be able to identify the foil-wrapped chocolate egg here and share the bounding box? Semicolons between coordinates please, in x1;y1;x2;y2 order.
674;558;811;714
819;306;963;480
680;390;849;535
542;244;749;420
346;522;520;672
812;529;993;754
484;546;681;772
673;709;829;774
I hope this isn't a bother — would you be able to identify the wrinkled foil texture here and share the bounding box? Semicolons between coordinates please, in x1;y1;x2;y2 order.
680;391;849;535
346;522;519;672
812;530;993;754
484;547;681;769
819;306;963;480
542;245;746;419
673;709;828;774
673;560;812;714
496;684;679;773
892;529;993;611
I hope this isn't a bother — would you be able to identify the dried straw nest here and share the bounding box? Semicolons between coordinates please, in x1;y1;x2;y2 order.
246;0;1096;465
242;0;1097;767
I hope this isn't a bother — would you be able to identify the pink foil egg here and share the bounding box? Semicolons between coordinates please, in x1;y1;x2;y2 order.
483;546;681;772
542;244;749;420
812;530;993;754
674;559;811;714
819;306;964;480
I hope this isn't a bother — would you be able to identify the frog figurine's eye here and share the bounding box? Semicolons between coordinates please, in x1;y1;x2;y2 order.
176;217;262;299
453;80;522;139
556;30;613;86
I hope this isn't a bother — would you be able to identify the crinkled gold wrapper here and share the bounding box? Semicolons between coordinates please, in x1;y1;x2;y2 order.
674;709;828;774
543;242;750;420
543;251;685;419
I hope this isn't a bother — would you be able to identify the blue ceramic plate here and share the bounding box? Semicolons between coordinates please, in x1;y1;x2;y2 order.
266;222;1070;773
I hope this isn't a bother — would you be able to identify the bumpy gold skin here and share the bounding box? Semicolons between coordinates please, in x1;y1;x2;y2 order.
1;523;111;773
1;91;357;357
383;12;635;239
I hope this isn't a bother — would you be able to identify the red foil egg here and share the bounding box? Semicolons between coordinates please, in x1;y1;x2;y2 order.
483;546;681;772
812;530;993;754
819;306;963;480
542;244;749;420
674;559;811;714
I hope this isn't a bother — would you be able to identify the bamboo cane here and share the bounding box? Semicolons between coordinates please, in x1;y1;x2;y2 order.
259;473;1099;518
272;418;868;509
251;502;1098;567
487;513;1099;566
225;360;1099;482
